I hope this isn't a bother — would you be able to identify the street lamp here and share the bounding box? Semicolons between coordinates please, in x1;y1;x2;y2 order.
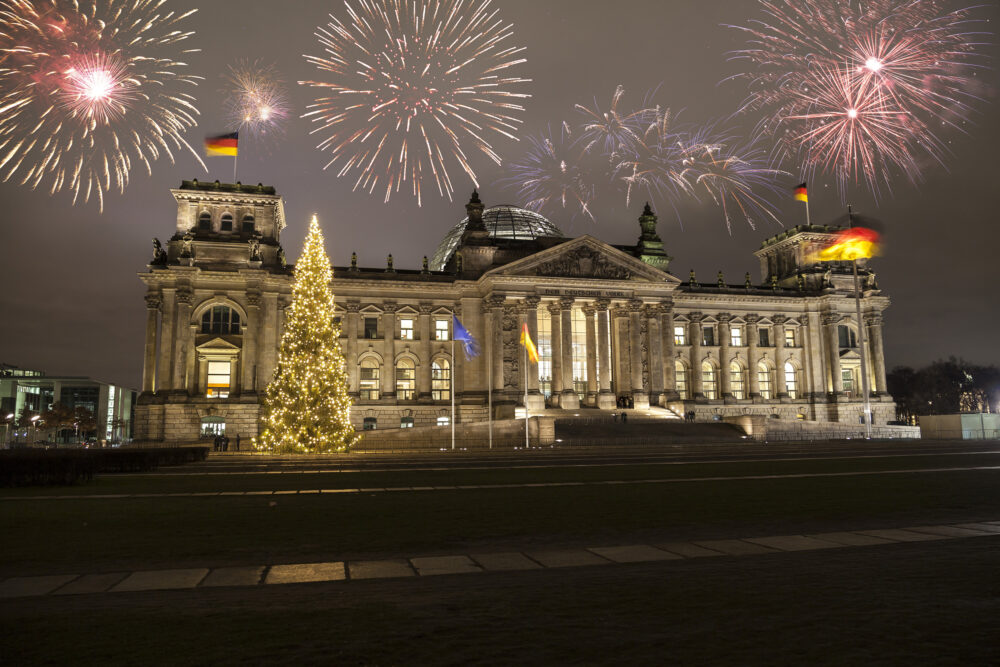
3;413;12;449
30;414;40;445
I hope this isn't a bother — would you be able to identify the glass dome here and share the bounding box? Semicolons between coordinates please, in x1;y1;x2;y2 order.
430;205;565;271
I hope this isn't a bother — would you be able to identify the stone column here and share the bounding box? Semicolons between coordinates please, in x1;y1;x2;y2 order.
522;296;542;411
595;298;614;409
345;301;360;396
381;303;397;398
773;315;788;397
417;302;433;400
660;298;677;401
822;313;842;395
746;314;761;398
866;313;887;394
485;296;505;398
582;304;598;406
185;324;197;396
172;288;193;392
242;292;260;393
627;300;644;393
156;288;176;392
559;297;579;409
547;302;563;396
718;313;732;399
645;304;664;404
805;311;827;399
142;294;161;393
689;312;704;398
612;306;630;397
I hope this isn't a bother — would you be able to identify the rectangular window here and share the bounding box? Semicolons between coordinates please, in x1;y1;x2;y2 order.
437;416;450;427
759;328;770;347
206;361;231;399
395;365;415;400
674;325;686;346
785;365;798;399
784;328;796;347
435;319;449;341
758;367;773;399
537;306;552;397
359;365;380;400
399;318;414;340
842;368;855;395
730;327;743;347
838;325;857;348
364;317;378;339
431;363;451;401
571;308;587;398
675;364;689;400
363;417;377;431
400;417;414;428
730;366;745;399
702;326;715;347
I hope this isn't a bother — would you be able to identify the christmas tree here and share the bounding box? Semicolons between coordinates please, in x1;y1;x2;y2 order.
257;215;358;453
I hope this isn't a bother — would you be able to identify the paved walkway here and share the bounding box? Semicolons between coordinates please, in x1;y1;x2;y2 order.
4;464;999;501
2;521;997;599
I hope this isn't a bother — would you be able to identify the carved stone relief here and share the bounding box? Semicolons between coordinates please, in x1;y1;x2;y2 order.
536;246;632;280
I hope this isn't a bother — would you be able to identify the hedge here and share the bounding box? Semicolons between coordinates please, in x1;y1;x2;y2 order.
0;447;210;487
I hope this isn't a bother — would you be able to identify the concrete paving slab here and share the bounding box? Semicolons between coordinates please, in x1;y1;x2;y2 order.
693;540;780;556
906;525;994;537
807;532;896;546
954;523;1000;534
411;555;482;576
858;529;950;542
348;560;415;580
656;542;726;558
526;549;611;568
0;575;78;598
471;552;542;571
112;568;209;593
54;573;128;596
743;535;841;552
588;545;682;563
265;562;346;585
201;566;265;588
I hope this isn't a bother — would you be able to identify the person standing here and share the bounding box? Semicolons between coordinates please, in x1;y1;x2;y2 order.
235;434;241;451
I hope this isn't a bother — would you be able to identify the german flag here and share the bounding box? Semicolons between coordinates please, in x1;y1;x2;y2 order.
793;182;808;203
205;132;238;157
809;227;881;262
520;323;539;364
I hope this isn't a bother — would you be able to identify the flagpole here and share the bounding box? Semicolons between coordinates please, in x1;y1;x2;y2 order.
805;197;811;226
487;321;493;450
524;343;529;449
451;333;456;451
847;206;873;439
233;153;238;184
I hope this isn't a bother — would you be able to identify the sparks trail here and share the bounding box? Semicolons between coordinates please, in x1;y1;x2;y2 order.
299;0;531;206
224;59;290;144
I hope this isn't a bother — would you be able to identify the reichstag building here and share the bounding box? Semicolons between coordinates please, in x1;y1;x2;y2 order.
134;180;894;441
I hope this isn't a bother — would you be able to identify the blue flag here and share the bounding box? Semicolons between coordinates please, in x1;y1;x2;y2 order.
452;315;480;360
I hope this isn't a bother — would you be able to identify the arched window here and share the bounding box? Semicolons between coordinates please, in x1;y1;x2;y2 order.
784;361;798;399
359;359;380;400
757;362;773;399
432;359;451;401
220;213;234;232
242;215;255;235
201;306;241;335
730;361;746;400
702;361;718;400
675;360;689;400
395;358;415;400
198;212;211;231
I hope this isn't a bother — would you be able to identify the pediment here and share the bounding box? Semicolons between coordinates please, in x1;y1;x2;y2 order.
197;337;241;352
488;236;678;284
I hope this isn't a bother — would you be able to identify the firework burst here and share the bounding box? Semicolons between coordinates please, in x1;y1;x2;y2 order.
300;0;531;206
505;122;594;220
729;0;992;191
0;0;204;211
224;60;290;141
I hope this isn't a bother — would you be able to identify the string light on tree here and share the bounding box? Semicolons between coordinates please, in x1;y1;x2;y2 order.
256;215;358;453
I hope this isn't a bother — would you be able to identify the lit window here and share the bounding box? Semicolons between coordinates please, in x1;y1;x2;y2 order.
675;361;689;399
784;328;796;347
396;358;415;400
363;417;377;431
360;359;380;400
730;327;743;347
758;363;773;399
220;213;233;232
674;325;686;346
730;362;745;399
201;306;241;335
400;416;414;428
842;368;855;395
435;319;449;341
784;361;798;399
206;361;231;398
571;308;587;398
759;328;770;347
702;362;718;400
432;359;451;401
364;317;378;339
400;318;414;340
537;307;552;397
702;326;715;346
437;416;450;427
838;325;857;348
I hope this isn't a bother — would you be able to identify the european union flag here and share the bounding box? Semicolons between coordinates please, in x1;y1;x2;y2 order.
452;316;480;360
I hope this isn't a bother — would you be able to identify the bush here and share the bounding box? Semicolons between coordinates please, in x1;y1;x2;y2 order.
0;447;209;487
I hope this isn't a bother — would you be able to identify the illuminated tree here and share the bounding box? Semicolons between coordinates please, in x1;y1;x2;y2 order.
257;215;358;453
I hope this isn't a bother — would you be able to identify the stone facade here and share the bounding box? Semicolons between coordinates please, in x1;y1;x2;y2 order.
135;183;895;442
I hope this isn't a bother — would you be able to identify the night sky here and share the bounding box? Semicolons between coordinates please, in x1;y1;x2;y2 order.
1;0;997;389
